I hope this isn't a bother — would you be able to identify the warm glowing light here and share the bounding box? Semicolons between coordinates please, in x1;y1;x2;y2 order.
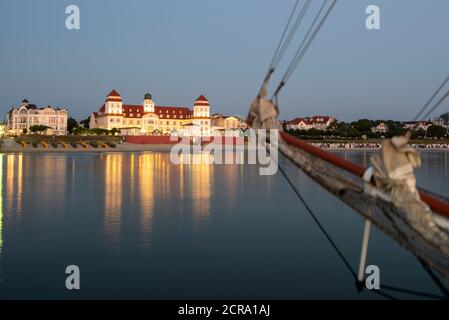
138;153;155;247
0;154;4;253
190;153;213;228
104;154;123;249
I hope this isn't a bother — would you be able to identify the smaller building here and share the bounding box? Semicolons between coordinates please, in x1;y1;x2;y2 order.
371;122;389;134
440;112;449;126
0;123;5;137
433;117;445;127
5;99;68;135
402;121;432;131
286;115;335;131
286;118;313;131
211;114;247;136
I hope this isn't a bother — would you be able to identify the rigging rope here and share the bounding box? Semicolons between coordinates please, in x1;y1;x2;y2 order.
421;87;449;121
264;0;310;82
277;160;356;278
414;74;449;121
278;153;447;300
273;0;337;98
251;0;449;299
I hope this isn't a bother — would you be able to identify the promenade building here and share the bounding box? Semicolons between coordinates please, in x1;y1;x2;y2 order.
371;122;389;133
5;99;68;135
90;90;211;136
402;121;432;131
210;114;247;136
286;116;335;131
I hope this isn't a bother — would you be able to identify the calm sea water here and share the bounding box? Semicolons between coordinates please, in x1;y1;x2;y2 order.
0;150;448;299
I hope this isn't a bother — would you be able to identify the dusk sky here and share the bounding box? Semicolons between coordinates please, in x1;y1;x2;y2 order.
1;0;448;121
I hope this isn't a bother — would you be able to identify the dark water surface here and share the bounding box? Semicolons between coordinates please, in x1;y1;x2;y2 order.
0;151;448;299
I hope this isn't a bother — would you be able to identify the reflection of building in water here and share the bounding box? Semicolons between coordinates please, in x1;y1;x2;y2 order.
0;155;4;254
103;154;123;249
189;154;213;228
219;162;241;211
36;155;67;214
6;154;23;217
138;153;155;247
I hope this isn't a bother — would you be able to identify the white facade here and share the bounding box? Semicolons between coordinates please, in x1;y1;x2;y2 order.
286;116;335;131
90;90;211;136
371;122;389;133
5;99;68;135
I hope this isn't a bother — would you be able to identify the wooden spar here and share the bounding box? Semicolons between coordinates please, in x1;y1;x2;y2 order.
279;131;449;220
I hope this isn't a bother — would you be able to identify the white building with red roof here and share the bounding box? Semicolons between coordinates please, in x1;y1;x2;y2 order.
286;115;335;131
90;90;211;136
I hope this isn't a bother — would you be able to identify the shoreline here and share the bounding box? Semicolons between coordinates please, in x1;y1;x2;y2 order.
1;143;449;154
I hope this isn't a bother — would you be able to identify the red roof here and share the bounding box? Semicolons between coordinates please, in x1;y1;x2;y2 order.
311;116;332;123
288;117;312;125
288;116;334;125
107;89;121;97
122;105;144;118
194;95;209;107
195;95;208;102
155;106;193;119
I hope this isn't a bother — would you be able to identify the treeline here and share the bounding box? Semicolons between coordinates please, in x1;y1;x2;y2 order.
285;119;448;139
68;116;119;136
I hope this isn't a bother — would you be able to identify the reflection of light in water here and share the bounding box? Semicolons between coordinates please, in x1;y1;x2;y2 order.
17;155;22;214
222;163;238;207
6;155;15;215
129;153;135;198
189;153;213;228
5;154;23;218
37;156;67;213
138;153;155;247
104;154;123;249
0;155;4;256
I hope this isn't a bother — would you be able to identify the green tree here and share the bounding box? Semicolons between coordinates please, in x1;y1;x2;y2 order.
89;128;109;136
73;127;88;135
29;125;50;134
67;117;79;134
79;116;91;129
384;120;405;138
351;119;373;136
427;125;447;138
412;128;427;139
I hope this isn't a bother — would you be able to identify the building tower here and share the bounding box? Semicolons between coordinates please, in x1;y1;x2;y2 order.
143;93;155;113
21;99;29;108
193;95;210;118
104;89;123;114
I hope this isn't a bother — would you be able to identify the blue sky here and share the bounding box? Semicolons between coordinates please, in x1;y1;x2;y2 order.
0;0;448;121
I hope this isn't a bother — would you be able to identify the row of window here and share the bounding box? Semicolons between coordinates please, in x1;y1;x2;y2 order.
11;116;66;124
109;118;207;127
11;124;66;130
